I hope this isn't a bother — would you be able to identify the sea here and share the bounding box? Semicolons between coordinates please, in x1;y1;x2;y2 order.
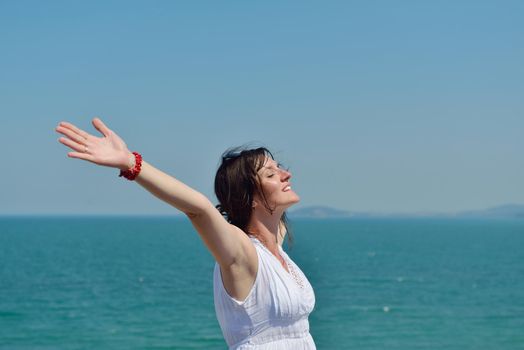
0;216;523;349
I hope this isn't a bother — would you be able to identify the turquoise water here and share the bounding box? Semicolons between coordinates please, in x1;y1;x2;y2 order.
1;217;523;349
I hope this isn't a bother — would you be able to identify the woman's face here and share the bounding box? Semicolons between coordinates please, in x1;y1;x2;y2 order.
255;157;300;211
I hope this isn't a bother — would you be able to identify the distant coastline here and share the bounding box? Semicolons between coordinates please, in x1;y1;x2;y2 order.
288;204;524;219
2;204;524;219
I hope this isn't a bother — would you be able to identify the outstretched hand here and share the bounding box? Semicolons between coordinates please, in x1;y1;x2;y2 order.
56;118;133;170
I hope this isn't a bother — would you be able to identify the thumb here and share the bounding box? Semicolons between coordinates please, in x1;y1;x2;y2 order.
92;117;111;137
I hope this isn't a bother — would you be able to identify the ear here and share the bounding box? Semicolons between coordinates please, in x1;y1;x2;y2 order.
252;192;261;209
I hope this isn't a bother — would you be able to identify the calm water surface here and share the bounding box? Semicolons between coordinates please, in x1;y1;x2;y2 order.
1;217;523;349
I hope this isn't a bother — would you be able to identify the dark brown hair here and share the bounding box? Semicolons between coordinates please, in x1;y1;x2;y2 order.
214;146;293;247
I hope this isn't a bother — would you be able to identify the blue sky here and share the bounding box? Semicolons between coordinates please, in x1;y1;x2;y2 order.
1;1;522;215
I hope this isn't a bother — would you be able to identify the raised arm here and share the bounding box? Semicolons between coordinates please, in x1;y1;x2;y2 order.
55;118;251;268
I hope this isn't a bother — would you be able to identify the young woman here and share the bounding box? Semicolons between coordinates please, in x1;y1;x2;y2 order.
56;118;316;349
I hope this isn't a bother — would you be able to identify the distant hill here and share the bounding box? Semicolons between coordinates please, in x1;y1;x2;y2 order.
288;204;524;219
289;206;442;219
457;204;524;219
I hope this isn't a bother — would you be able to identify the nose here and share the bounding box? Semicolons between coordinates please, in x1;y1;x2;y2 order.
280;168;291;181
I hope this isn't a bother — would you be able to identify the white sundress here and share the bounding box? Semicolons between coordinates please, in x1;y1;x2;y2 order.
213;236;316;349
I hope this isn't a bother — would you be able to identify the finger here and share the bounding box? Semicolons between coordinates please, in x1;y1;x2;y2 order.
92;117;111;137
67;152;95;162
59;121;90;139
56;126;87;145
58;137;86;153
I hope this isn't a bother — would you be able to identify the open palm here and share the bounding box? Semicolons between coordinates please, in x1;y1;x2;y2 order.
56;118;132;170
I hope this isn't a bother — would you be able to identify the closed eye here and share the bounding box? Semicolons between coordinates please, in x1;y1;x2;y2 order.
262;162;289;177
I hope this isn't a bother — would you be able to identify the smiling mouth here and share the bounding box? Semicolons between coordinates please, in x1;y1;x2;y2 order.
283;186;291;192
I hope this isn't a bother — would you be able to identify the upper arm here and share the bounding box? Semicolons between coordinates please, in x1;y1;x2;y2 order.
131;161;254;267
187;201;253;269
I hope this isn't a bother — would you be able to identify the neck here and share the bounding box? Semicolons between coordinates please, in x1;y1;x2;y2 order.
247;209;286;251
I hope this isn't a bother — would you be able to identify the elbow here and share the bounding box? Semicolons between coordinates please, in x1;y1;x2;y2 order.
185;211;201;219
182;195;217;219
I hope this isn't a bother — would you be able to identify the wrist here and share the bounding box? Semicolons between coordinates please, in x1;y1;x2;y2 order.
119;152;143;181
118;152;135;171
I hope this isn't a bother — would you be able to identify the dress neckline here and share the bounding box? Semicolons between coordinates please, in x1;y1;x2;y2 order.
248;236;289;273
250;236;306;289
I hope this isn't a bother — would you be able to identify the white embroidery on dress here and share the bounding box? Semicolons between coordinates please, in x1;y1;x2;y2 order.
282;255;305;289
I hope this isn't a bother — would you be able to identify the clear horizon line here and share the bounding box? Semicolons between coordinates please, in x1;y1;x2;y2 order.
2;202;523;218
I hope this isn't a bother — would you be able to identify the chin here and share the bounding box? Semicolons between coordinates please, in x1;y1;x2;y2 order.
285;195;300;209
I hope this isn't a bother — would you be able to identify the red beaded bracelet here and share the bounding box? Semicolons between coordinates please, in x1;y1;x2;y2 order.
119;152;143;181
